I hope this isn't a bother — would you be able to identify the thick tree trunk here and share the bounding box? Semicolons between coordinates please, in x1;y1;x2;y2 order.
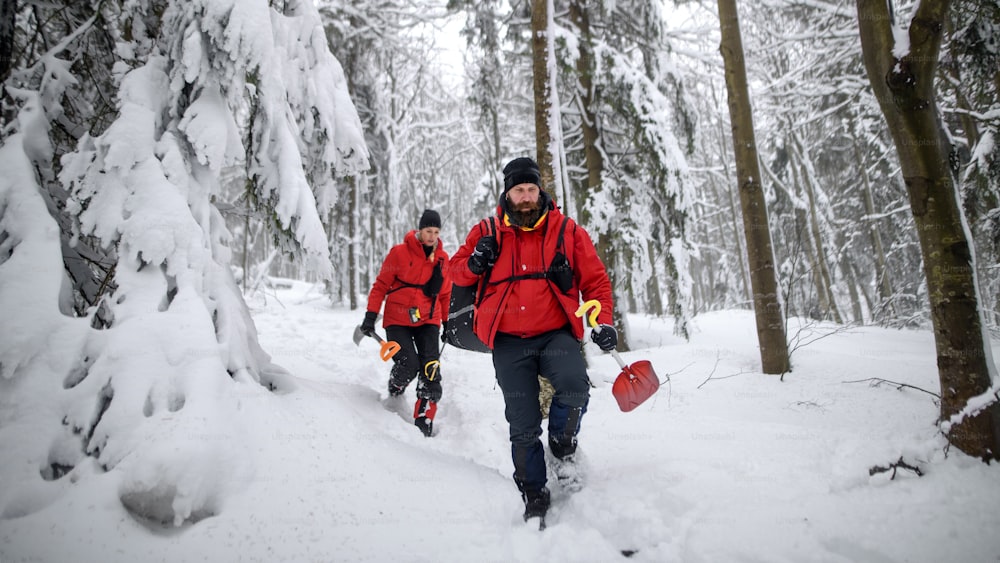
530;0;556;191
567;0;630;350
858;0;1000;460
568;0;601;196
718;0;790;374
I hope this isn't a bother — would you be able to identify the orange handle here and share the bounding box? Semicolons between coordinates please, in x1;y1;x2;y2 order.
380;341;401;362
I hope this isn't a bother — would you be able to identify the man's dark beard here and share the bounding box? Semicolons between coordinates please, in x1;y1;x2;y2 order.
507;203;544;227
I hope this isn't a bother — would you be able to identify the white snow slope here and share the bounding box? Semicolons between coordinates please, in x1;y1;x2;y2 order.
2;280;1000;562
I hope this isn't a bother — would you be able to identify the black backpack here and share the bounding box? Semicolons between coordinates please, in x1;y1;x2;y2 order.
443;217;497;353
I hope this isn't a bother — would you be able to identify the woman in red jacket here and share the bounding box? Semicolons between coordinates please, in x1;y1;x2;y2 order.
450;157;616;523
361;209;452;437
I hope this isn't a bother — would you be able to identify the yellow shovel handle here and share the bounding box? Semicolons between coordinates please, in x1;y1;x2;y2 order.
574;299;601;328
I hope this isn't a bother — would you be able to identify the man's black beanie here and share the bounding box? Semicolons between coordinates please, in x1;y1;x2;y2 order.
418;209;441;230
502;157;541;194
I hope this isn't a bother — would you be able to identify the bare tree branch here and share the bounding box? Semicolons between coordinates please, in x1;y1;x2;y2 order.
869;457;924;479
697;352;748;389
843;377;940;399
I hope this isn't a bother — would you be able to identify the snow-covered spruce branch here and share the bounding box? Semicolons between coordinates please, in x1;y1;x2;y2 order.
842;378;940;400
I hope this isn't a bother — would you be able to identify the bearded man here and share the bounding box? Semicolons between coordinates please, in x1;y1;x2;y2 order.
449;157;616;524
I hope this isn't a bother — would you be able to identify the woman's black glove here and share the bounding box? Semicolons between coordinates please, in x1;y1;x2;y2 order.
591;324;618;351
467;236;498;275
360;311;378;336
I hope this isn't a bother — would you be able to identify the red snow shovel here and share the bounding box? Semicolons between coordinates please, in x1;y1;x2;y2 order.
352;324;401;362
575;300;659;412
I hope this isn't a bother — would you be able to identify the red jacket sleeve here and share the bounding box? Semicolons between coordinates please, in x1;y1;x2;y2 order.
366;244;402;315
570;222;614;326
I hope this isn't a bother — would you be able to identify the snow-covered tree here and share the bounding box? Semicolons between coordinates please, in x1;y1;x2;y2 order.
561;0;694;342
0;0;367;526
320;0;480;305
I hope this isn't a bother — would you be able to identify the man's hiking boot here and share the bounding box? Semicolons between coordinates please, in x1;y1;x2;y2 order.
551;452;585;492
521;487;550;521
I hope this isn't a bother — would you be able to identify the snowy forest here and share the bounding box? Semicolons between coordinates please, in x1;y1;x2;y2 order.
1;0;1000;559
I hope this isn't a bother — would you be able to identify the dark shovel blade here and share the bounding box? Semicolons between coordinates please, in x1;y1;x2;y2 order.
612;360;659;412
352;325;365;347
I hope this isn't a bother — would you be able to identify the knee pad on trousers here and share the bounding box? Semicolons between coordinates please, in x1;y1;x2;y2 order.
417;378;442;401
389;359;417;388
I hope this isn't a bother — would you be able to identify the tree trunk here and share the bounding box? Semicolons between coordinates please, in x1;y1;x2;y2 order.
849;258;876;319
646;241;664;316
0;0;14;83
347;174;358;310
713;87;752;306
530;0;558;194
837;237;865;323
567;0;630;350
851;133;895;321
858;0;1000;460
723;170;752;305
793;134;843;324
718;0;790;374
787;148;830;319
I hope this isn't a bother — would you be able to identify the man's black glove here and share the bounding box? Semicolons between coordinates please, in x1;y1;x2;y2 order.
440;322;449;343
360;311;378;336
591;324;618;351
467;235;498;275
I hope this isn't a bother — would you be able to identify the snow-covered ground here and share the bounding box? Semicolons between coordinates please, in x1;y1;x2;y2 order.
3;279;1000;562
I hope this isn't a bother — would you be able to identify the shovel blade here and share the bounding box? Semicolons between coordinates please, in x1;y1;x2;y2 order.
611;360;659;412
352;325;365;347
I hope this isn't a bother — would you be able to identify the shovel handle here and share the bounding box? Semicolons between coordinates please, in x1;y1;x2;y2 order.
575;300;628;369
380;341;401;362
575;299;602;329
609;349;628;370
369;331;401;362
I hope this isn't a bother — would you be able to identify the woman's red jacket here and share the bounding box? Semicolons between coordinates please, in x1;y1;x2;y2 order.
366;231;452;329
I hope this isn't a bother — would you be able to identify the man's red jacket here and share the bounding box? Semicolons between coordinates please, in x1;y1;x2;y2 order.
450;204;613;349
367;231;452;329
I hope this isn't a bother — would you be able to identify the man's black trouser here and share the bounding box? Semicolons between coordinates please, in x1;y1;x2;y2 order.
493;328;589;493
386;324;442;401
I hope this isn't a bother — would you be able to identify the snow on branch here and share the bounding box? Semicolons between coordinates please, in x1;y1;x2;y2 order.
939;381;1000;435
